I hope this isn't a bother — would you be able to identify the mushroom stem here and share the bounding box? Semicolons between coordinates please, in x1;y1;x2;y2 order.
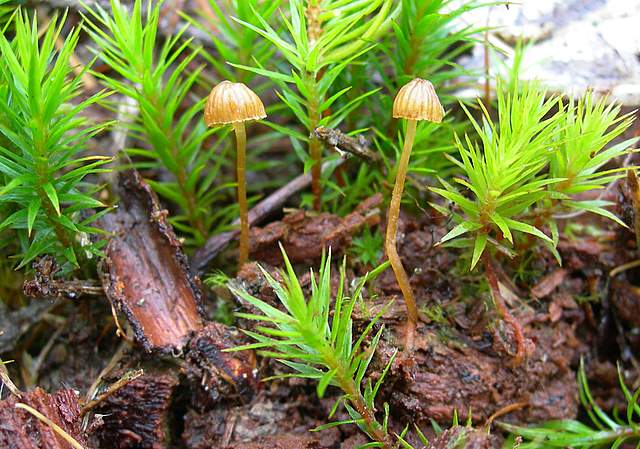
385;119;418;351
233;122;249;268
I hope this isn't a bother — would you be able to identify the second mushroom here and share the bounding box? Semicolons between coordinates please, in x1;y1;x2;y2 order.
388;78;444;351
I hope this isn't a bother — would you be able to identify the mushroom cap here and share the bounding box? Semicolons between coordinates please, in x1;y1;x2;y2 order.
205;80;267;126
392;78;444;122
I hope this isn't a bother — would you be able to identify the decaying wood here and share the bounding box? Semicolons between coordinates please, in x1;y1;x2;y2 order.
182;399;343;449
249;193;383;265
221;433;340;449
0;388;86;449
192;159;348;274
379;317;581;426
99;168;204;353
91;370;179;449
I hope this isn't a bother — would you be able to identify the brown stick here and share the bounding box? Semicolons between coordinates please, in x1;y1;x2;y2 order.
81;369;144;415
483;253;526;366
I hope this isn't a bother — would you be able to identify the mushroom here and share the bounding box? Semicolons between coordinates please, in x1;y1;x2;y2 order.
388;78;444;351
205;80;266;268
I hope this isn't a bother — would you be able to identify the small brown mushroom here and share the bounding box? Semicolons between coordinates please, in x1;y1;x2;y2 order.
387;78;443;351
205;81;266;268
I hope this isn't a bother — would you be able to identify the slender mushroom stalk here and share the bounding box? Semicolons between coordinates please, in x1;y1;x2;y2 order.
205;81;266;268
388;78;444;351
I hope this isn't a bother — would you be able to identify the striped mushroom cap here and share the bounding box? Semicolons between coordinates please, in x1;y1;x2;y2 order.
392;78;444;123
205;80;266;126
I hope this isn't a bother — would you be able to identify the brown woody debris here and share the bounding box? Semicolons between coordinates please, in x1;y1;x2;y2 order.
0;388;86;449
222;433;339;449
99;169;204;353
249;193;382;265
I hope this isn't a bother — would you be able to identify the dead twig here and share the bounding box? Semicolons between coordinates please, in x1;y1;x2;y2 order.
314;127;380;163
23;256;104;300
81;369;144;415
82;339;128;430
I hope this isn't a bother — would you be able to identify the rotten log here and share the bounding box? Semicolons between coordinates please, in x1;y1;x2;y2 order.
381;317;581;425
182;401;343;449
0;387;86;449
99;168;204;353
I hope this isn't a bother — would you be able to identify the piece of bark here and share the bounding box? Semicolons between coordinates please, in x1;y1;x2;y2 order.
611;280;640;328
184;322;259;409
0;387;86;449
531;269;567;299
91;371;179;449
99;168;204;353
249;193;383;266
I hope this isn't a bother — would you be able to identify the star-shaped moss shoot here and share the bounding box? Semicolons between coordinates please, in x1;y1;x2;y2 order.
388;78;443;351
205;81;266;268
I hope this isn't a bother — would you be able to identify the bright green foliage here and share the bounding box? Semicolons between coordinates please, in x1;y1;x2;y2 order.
550;94;636;222
432;81;562;268
188;0;282;86
83;0;233;247
228;247;396;447
503;361;640;448
431;79;636;269
233;0;398;177
0;10;112;271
